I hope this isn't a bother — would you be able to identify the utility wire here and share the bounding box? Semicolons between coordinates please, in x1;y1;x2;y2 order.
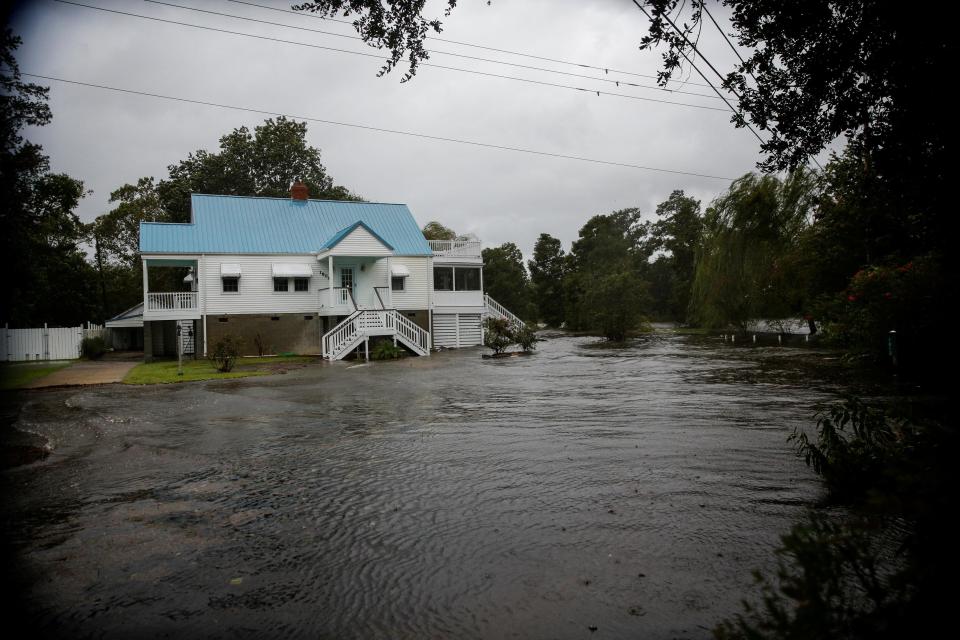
225;0;715;90
23;73;738;181
701;3;746;67
144;0;723;101
52;0;728;112
698;2;823;171
631;0;766;145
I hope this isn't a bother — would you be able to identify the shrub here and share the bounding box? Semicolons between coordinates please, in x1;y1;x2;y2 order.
483;317;514;354
208;334;242;372
788;397;905;503
512;324;541;352
81;336;108;360
371;340;404;360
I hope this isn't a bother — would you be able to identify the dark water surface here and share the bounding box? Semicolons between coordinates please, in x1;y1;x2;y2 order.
2;335;843;639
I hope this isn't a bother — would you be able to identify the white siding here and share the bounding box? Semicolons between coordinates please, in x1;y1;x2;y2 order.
328;226;392;256
202;255;329;315
434;290;484;309
391;257;430;310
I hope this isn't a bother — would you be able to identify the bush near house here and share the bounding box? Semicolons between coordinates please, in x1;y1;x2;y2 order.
80;336;108;360
209;334;242;372
371;340;404;360
483;317;541;355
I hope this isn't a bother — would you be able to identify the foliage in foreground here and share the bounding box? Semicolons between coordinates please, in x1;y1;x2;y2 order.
717;398;955;638
208;335;242;372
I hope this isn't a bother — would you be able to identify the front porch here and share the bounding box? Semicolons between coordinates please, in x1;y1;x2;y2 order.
317;254;403;315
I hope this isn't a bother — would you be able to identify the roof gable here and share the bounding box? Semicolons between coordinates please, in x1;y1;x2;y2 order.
139;195;432;255
321;221;394;254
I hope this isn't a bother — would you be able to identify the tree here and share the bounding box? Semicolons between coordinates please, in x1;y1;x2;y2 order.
421;220;456;240
294;0;458;80
648;190;703;321
156;117;360;222
527;233;566;327
563;209;651;337
689;171;817;331
481;242;535;321
1;30;95;326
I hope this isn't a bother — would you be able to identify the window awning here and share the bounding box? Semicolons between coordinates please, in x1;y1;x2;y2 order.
272;263;313;278
220;263;242;277
391;264;411;278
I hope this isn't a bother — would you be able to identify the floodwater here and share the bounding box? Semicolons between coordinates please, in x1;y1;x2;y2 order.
1;334;846;639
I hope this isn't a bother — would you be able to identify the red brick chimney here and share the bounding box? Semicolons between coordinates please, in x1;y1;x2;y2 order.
290;180;309;201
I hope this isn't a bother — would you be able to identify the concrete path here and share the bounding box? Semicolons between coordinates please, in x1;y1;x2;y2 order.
25;353;141;389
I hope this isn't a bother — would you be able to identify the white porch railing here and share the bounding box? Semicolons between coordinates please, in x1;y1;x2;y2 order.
484;294;526;329
146;292;199;313
428;239;482;257
322;309;430;360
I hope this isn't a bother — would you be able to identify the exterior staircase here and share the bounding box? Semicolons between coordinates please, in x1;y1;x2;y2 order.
484;294;526;329
322;309;430;361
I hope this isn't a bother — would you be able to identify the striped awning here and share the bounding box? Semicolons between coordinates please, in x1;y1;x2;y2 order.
391;264;411;278
220;263;242;277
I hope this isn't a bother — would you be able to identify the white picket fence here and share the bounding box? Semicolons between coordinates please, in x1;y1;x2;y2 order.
1;323;104;362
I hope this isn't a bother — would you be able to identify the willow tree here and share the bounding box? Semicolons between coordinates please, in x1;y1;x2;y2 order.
690;171;818;331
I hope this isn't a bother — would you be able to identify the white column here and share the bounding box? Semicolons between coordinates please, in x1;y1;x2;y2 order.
328;255;334;308
142;259;149;308
386;256;393;308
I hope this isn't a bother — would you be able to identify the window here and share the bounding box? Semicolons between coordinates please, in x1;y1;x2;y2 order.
434;266;453;291
294;278;309;292
455;267;481;291
273;278;289;292
222;277;239;293
391;276;405;291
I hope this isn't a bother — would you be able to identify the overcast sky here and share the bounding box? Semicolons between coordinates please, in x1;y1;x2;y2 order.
9;0;818;257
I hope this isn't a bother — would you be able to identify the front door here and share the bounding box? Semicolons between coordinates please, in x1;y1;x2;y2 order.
340;266;355;305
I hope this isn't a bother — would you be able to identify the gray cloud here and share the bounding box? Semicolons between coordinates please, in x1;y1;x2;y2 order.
11;0;798;256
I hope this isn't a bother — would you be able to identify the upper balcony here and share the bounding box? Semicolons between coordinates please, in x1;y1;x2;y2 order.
144;292;201;320
429;239;482;262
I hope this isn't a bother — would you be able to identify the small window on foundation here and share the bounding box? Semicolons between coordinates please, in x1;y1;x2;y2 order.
271;316;280;321
304;315;312;320
407;313;416;318
218;317;228;323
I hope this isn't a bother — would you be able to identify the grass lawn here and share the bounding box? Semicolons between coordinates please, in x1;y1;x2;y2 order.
123;355;319;385
0;361;72;390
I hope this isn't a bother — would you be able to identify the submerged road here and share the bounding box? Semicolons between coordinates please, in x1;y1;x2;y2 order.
1;334;846;639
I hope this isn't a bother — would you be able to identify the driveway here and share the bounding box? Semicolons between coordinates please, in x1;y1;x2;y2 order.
24;352;141;388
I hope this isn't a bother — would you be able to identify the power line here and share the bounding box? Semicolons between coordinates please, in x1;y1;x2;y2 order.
23;72;738;181
698;2;824;171
143;0;723;101
52;0;729;113
701;3;746;67
631;0;766;145
225;0;716;90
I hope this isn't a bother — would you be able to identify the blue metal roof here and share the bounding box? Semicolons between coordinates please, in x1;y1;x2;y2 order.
139;195;432;255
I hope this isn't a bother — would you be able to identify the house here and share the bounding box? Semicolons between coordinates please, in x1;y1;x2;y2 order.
136;182;524;361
